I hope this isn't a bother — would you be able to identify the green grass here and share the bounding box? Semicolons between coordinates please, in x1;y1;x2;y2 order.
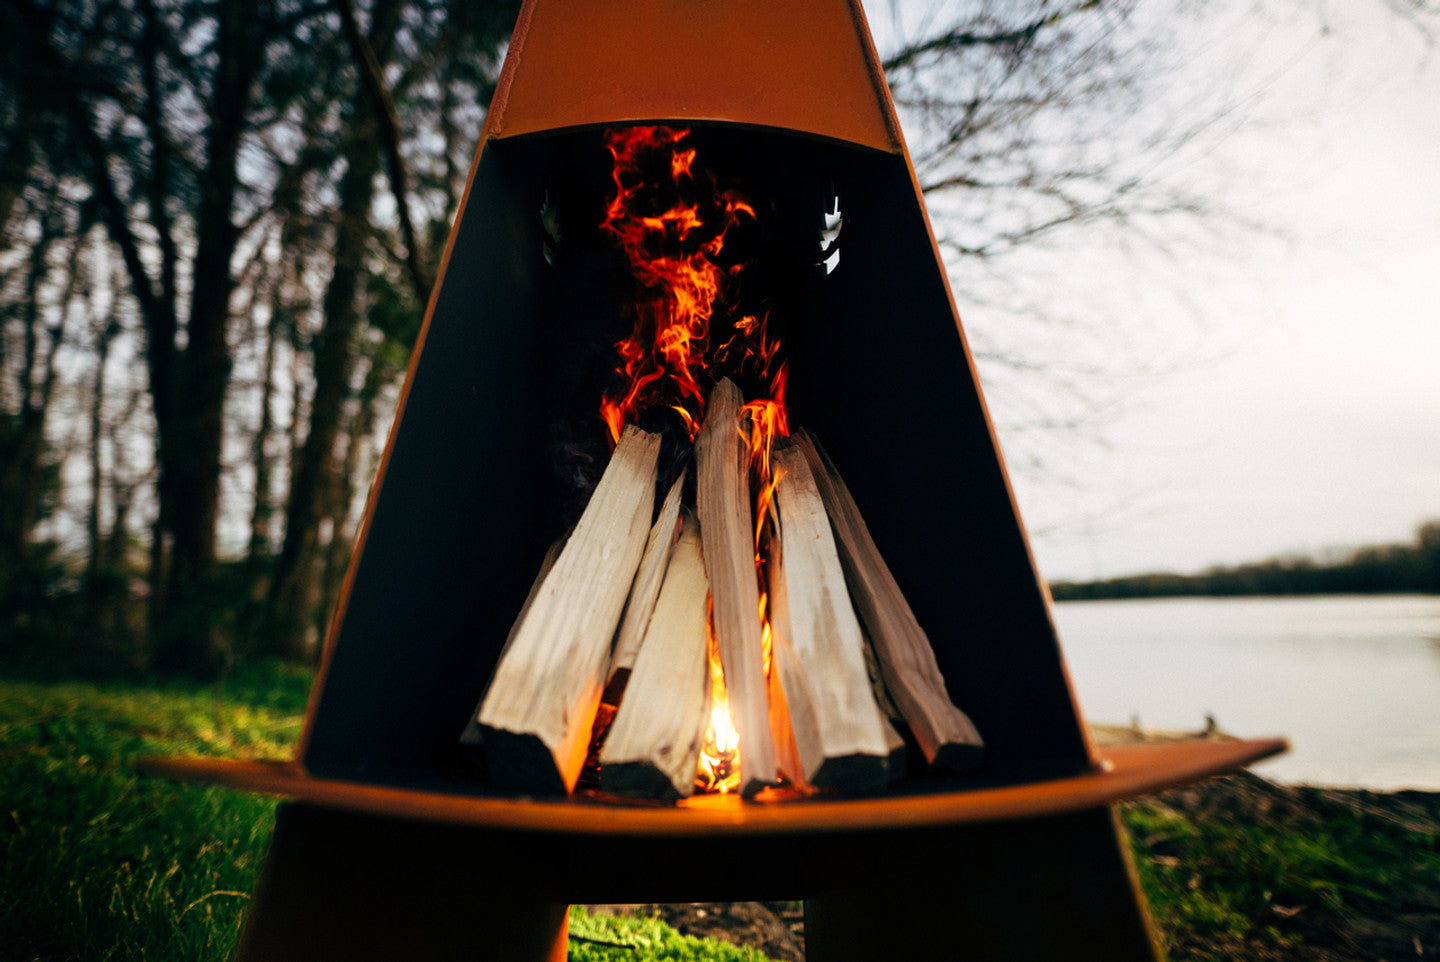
0;667;777;961
8;668;1435;961
0;664;307;961
1122;787;1440;959
568;907;776;961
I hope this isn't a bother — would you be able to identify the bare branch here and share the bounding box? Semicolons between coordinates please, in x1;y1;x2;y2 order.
882;13;1059;74
331;0;432;302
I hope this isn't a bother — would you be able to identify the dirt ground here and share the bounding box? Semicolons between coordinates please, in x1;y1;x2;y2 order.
587;770;1440;961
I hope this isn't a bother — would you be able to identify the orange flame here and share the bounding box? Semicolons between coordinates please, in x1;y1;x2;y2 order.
598;126;788;446
696;596;741;794
600;126;792;795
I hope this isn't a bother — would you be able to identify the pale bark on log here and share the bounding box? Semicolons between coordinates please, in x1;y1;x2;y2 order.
767;441;891;793
696;378;778;796
609;470;687;676
459;533;566;753
475;425;662;794
599;515;711;800
793;429;984;772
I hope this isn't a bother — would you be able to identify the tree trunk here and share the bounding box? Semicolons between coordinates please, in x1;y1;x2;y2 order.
247;282;282;571
0;203;67;611
146;0;267;678
265;0;405;663
265;130;383;663
87;317;118;580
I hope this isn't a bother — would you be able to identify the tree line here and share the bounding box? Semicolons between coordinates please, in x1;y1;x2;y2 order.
1050;520;1440;601
1;0;517;677
2;0;1436;679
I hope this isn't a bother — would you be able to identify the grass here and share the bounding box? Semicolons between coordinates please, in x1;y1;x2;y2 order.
4;667;1435;960
0;666;778;961
1122;782;1440;959
568;907;776;961
0;664;308;962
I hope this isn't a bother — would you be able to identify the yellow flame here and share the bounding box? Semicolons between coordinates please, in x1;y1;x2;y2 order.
696;599;742;794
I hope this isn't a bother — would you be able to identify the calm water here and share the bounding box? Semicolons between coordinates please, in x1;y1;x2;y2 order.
1052;594;1440;790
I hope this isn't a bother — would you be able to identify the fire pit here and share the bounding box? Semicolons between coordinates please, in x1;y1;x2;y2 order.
141;1;1284;958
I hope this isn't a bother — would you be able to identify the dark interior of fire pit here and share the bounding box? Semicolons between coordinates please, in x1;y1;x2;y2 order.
299;123;1093;795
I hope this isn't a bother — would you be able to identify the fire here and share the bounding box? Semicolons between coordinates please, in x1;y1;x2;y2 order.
696;603;741;794
598;126;787;447
600;125;790;795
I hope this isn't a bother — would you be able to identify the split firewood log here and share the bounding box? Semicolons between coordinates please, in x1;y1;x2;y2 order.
473;424;662;794
858;625;911;782
696;378;778;796
459;532;566;754
793;428;984;773
599;514;711;799
767;440;892;793
608;470;687;677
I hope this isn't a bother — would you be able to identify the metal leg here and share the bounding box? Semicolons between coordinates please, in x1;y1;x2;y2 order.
803;807;1161;962
234;802;1157;961
235;803;568;962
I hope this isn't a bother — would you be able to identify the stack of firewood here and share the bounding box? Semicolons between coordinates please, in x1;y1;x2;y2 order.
464;378;983;800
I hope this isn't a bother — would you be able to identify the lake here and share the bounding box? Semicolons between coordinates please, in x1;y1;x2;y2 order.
1052;594;1440;791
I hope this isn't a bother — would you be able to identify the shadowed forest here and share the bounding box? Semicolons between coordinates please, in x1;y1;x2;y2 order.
1;0;523;678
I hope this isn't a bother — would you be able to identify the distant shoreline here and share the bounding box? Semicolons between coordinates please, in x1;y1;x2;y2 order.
1051;584;1440;601
1050;519;1440;600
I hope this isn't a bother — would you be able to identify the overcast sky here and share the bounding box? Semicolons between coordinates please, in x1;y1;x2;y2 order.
869;2;1440;582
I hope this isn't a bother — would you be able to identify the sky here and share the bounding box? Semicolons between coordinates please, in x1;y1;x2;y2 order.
869;2;1440;583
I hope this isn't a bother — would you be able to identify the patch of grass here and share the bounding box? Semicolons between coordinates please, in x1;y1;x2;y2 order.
568;907;777;961
1123;784;1440;959
0;669;776;961
9;668;1434;961
0;664;307;961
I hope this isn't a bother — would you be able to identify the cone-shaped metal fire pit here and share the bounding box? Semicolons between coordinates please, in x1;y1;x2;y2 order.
142;2;1284;958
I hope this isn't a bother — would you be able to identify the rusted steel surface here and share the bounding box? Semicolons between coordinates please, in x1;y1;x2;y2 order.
485;0;901;152
803;806;1163;962
136;4;1282;958
280;0;1114;793
233;804;570;962
234;801;1158;960
140;735;1285;837
148;0;1282;862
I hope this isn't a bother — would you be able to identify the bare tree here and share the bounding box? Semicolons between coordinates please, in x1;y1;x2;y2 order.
0;169;87;639
260;0;511;662
873;0;1437;540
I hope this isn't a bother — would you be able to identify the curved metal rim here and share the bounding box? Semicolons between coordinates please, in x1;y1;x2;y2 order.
139;736;1285;837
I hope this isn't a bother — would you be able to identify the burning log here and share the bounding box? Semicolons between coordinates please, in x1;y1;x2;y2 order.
696;378;779;796
599;515;711;799
767;440;892;793
609;470;687;676
793;429;984;773
473;424;662;794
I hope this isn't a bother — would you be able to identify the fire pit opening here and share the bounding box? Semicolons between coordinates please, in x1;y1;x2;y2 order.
297;122;1092;802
